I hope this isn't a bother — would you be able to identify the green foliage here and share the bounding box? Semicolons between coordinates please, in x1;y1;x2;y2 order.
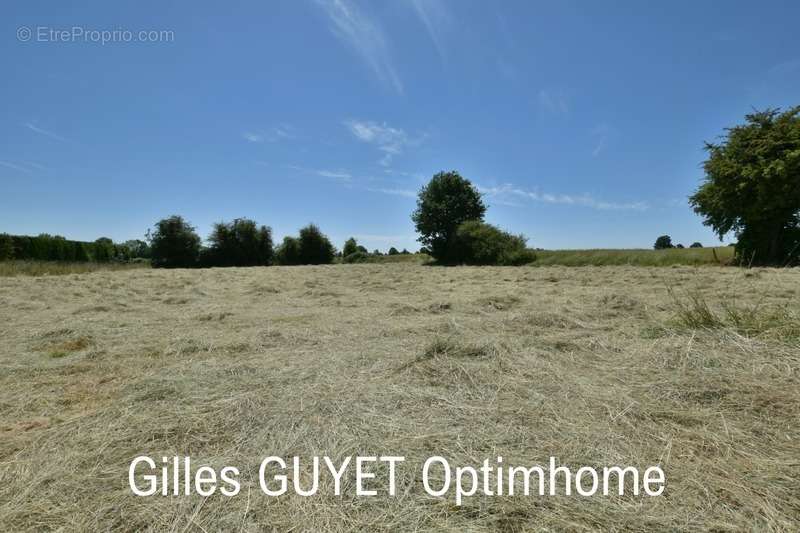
343;251;371;263
388;247;399;255
342;237;359;257
0;233;14;260
448;220;537;266
654;235;673;249
690;242;703;248
206;218;273;267
121;239;150;259
690;106;800;265
275;236;301;265
412;171;486;261
298;224;335;265
534;247;734;266
92;237;116;262
147;215;201;268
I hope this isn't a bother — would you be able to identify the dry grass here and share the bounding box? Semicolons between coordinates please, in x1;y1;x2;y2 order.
536;246;735;266
0;264;798;531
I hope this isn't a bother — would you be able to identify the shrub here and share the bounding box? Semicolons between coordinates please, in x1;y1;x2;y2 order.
676;243;685;249
654;235;673;249
93;237;116;262
298;224;335;264
690;242;703;248
0;233;14;260
206;218;273;267
147;215;201;268
448;220;537;266
343;251;371;263
412;171;486;261
388;247;399;255
275;236;301;265
342;237;359;257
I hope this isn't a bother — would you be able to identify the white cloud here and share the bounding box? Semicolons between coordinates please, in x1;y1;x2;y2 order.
288;165;352;182
243;125;296;143
316;0;403;93
479;183;648;211
537;90;569;115
366;187;416;198
24;122;67;142
0;160;32;173
409;0;451;62
344;119;424;166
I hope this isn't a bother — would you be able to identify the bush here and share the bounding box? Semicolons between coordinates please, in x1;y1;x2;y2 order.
206;218;273;267
342;237;359;257
147;215;201;268
412;171;486;261
0;233;14;260
343;251;371;263
690;242;703;248
388;247;399;255
447;220;536;266
275;236;301;265
298;224;335;264
654;235;673;249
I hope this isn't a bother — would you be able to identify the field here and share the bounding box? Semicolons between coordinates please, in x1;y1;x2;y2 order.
1;263;799;531
534;246;735;267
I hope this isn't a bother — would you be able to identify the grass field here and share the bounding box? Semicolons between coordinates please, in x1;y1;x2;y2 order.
1;264;798;530
0;260;149;277
535;246;735;267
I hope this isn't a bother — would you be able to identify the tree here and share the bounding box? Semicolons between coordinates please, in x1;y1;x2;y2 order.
0;233;13;260
122;239;151;259
207;218;273;266
412;171;486;262
690;107;800;265
342;237;359;257
298;224;335;264
449;220;536;265
147;215;201;268
690;242;703;248
275;236;301;265
388;247;399;255
654;235;673;250
676;243;685;249
93;237;116;262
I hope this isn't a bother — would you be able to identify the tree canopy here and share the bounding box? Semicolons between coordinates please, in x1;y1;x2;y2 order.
690;106;800;265
412;171;486;262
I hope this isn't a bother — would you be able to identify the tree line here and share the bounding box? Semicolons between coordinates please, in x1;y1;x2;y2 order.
0;233;150;263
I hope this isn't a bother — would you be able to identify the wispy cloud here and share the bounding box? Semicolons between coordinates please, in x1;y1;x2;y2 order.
24;122;67;142
243;125;296;143
537;90;569;115
316;0;403;93
366;186;416;198
288;164;353;182
479;183;648;211
409;0;451;62
0;160;33;173
591;124;612;157
344;119;424;166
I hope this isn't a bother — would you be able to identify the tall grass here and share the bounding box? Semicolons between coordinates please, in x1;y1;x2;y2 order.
535;246;734;266
0;260;150;277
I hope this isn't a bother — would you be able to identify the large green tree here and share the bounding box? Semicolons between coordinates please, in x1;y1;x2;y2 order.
147;215;201;268
412;171;486;261
690;107;800;265
207;218;273;266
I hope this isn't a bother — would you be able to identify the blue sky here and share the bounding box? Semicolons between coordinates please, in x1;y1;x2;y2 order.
2;1;799;251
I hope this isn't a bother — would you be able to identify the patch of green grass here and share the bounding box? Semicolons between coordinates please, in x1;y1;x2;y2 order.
535;246;734;267
0;260;149;277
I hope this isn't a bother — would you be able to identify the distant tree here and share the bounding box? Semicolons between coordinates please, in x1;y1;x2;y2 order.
298;224;335;264
147;215;201;268
357;245;368;254
448;220;536;265
122;239;151;259
690;107;800;265
342;237;359;257
654;235;674;250
412;171;486;262
419;246;431;255
0;233;13;260
93;237;116;262
207;218;273;266
690;242;703;248
388;247;399;255
676;243;685;249
75;242;90;262
343;251;371;263
275;236;301;265
401;248;410;255
372;249;382;256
